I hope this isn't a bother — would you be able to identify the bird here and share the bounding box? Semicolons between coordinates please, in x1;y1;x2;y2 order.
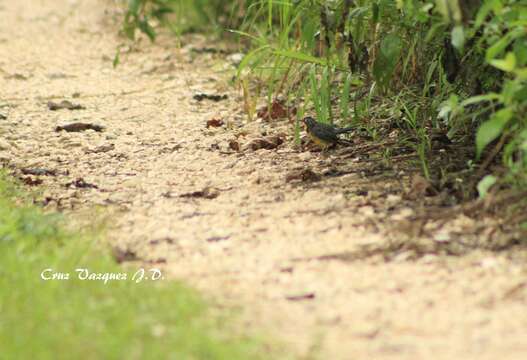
302;116;354;149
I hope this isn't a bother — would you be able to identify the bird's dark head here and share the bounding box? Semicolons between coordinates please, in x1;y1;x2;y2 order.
302;116;317;129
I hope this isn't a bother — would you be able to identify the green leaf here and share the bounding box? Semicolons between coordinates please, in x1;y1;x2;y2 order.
228;29;265;44
138;18;156;42
477;175;497;198
476;108;513;158
438;94;459;121
373;33;402;87
515;67;527;80
381;34;403;59
486;28;524;61
519;129;527;152
273;50;327;66
371;3;379;24
474;0;500;29
113;49;120;68
451;25;464;52
513;41;527;67
128;0;142;15
435;0;462;23
309;68;322;120
426;22;446;43
489;52;516;72
501;79;523;104
340;74;352;120
151;6;174;20
460;93;501;106
122;16;136;40
236;45;269;78
486;36;511;61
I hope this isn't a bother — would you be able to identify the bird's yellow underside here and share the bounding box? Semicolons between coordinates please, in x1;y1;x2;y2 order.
308;132;331;149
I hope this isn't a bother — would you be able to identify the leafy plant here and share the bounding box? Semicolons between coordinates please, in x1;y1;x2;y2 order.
438;0;527;182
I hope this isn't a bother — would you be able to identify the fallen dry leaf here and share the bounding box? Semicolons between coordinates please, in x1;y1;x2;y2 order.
286;168;322;183
190;47;228;55
286;293;316;301
112;247;139;264
244;135;284;151
55;122;104;132
21;167;58;176
194;93;228;102
206;118;224;128
20;176;43;186
206;235;230;242
180;187;220;199
85;144;115;154
257;100;296;121
48;100;85;111
407;174;436;199
147;258;167;264
228;139;240;151
66;178;98;189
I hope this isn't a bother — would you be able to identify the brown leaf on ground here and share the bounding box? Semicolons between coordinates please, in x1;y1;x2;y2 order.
406;174;436;199
48;100;85;111
207;235;230;242
21;167;58;176
112;247;139;264
65;178;98;189
148;237;176;245
194;93;228;102
286;293;316;301
228;139;240;151
179;187;220;199
84;144;115;154
206;118;224;128
244;135;284;151
55;122;104;132
257;100;296;121
190;47;228;55
286;168;322;183
20;176;43;186
147;258;167;264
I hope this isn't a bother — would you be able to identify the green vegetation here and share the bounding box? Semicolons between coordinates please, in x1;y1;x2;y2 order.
122;0;526;197
0;173;261;360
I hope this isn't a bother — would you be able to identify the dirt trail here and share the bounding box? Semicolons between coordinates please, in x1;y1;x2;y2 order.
2;1;527;359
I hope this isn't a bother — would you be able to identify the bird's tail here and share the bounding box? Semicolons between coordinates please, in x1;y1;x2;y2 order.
337;139;354;146
336;126;354;134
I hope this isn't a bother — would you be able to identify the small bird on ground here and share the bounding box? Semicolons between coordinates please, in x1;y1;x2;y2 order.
302;116;354;150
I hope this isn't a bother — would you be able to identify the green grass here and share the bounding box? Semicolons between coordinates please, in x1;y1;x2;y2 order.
0;172;262;360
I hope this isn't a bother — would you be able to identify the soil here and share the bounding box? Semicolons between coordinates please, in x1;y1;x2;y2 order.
1;0;527;359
